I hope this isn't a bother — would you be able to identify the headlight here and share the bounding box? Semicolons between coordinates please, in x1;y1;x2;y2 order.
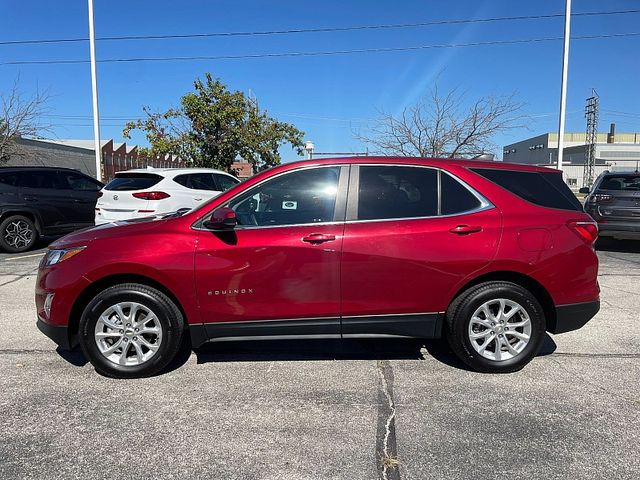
41;247;86;267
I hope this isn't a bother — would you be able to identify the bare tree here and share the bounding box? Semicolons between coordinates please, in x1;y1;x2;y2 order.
0;79;52;165
355;85;524;158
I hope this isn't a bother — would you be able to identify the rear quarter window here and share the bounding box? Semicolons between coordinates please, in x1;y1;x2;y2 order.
174;173;217;190
214;174;240;191
471;168;583;212
105;173;163;191
440;171;482;215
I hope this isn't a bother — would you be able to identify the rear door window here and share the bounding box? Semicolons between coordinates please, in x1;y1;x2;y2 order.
0;174;18;187
105;173;163;191
357;166;438;220
471;168;583;212
58;171;102;191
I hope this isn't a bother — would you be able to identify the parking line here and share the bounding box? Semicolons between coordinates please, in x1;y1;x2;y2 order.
3;253;44;261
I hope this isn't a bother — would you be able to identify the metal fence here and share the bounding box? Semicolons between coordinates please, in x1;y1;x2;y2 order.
102;153;188;181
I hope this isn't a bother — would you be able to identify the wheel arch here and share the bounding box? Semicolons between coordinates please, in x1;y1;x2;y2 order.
68;273;190;340
449;270;556;330
0;209;43;234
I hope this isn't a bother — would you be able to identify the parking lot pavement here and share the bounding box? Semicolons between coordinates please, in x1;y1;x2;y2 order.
0;241;639;479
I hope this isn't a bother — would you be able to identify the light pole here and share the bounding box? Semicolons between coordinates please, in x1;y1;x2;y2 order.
87;0;102;181
556;0;571;173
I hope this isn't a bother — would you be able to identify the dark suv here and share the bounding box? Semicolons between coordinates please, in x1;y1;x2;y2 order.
0;167;103;252
582;171;640;240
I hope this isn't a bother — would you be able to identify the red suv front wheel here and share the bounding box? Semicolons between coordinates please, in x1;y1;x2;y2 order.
78;283;185;378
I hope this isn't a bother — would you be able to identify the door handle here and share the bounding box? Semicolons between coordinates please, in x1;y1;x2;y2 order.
23;196;38;202
449;225;482;235
302;233;336;244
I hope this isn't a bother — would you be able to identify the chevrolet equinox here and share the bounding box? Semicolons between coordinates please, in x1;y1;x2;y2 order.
36;157;600;378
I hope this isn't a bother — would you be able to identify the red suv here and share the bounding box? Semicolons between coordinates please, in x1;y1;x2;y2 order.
36;158;600;378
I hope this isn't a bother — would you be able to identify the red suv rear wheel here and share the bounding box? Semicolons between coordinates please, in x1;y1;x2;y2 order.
445;281;546;373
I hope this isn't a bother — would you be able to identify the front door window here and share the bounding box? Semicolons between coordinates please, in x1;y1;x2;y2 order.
228;166;341;227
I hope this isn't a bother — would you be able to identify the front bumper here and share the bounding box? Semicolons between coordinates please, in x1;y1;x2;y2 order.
548;300;600;334
37;317;74;350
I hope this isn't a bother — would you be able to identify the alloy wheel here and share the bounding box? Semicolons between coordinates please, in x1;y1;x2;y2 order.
3;220;34;249
94;302;163;367
468;298;532;361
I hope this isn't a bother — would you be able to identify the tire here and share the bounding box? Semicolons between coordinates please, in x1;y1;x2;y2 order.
78;283;185;378
0;215;38;253
444;281;545;373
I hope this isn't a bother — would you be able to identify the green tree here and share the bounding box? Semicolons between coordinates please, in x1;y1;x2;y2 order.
123;73;305;172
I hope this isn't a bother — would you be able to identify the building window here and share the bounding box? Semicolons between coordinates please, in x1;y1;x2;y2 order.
567;178;577;186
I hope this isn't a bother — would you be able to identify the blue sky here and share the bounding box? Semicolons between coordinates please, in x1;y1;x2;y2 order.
2;0;640;160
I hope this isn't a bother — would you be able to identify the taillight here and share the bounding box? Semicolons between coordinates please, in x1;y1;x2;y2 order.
97;191;103;198
588;194;613;204
567;220;598;244
132;191;171;200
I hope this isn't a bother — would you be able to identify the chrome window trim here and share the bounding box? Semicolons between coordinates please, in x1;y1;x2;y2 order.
192;220;343;232
193;162;495;231
342;311;444;319
342;205;495;225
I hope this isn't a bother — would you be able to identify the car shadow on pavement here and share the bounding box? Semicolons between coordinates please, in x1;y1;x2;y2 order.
595;238;640;253
56;346;89;367
421;333;557;371
194;338;429;364
192;334;558;372
55;333;558;374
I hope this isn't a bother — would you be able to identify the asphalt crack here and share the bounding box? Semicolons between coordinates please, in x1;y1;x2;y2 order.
550;356;640;408
599;252;640;266
0;349;54;355
376;360;401;480
550;352;640;359
0;267;39;287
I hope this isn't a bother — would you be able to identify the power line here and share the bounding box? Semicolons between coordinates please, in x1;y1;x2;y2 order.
1;9;639;46
602;109;640;118
2;32;639;67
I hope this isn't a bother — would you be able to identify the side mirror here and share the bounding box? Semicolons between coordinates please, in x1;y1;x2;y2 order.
578;187;590;194
203;207;237;230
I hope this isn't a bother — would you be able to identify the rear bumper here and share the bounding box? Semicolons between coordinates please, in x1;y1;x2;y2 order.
597;223;640;240
37;317;74;350
548;300;600;334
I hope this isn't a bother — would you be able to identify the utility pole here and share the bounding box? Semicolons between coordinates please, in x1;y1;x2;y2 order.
557;0;572;173
87;0;102;181
583;89;599;188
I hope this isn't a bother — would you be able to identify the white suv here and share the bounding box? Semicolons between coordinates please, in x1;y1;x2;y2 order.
95;168;240;225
